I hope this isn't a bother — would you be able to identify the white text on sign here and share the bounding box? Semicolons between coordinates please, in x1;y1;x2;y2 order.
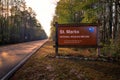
60;30;80;34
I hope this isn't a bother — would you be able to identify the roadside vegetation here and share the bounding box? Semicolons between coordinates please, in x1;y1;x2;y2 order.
10;41;120;80
0;0;47;45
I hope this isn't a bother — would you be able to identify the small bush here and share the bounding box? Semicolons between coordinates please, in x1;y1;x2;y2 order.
101;39;120;59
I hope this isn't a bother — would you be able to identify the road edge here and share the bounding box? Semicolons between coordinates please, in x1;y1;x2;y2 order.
1;39;48;80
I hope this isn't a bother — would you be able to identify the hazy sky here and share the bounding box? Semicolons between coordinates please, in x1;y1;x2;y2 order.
25;0;59;36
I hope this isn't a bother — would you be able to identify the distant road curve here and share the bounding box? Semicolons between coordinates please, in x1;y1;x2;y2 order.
0;39;48;80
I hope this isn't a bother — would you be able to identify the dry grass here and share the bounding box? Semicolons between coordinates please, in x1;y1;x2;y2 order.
10;41;120;80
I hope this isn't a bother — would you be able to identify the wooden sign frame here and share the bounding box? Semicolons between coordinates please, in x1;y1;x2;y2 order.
54;22;101;56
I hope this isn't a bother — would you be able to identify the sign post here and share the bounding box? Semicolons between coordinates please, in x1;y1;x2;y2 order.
55;22;58;56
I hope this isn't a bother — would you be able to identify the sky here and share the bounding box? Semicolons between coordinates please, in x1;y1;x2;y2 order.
25;0;59;36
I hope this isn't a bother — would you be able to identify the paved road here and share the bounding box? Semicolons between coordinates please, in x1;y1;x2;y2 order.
0;39;48;80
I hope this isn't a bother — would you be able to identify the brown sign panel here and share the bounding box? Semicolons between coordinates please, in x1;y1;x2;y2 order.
58;24;98;46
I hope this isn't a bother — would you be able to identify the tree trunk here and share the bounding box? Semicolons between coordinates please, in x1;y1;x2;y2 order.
109;0;113;40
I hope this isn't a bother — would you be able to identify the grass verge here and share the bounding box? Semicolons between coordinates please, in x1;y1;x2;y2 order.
10;41;120;80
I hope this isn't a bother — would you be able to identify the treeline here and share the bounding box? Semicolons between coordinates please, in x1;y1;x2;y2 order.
0;0;47;45
98;0;120;57
51;0;120;57
51;0;100;40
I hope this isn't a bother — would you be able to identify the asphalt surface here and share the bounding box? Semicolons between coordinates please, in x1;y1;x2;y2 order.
0;39;48;80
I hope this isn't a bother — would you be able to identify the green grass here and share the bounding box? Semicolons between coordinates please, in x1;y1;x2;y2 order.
10;41;120;80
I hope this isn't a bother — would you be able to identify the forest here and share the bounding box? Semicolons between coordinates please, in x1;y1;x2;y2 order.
0;0;47;45
51;0;120;58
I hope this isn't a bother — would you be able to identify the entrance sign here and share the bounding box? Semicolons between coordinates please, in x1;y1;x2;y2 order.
54;22;100;56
